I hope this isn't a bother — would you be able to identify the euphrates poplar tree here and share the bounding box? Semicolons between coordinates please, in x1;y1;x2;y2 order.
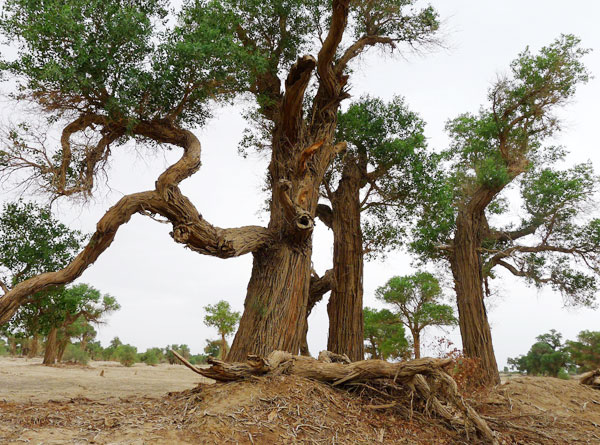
412;35;598;384
308;96;429;360
0;0;440;361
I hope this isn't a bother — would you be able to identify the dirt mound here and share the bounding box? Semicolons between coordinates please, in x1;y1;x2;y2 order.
475;376;600;444
2;367;600;444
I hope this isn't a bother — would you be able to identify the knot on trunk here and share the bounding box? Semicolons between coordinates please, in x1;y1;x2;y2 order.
277;179;315;241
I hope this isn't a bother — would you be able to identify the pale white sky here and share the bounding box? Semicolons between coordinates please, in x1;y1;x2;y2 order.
1;0;599;367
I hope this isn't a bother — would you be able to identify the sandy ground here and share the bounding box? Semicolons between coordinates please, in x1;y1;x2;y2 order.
0;356;212;444
1;356;599;444
0;356;208;403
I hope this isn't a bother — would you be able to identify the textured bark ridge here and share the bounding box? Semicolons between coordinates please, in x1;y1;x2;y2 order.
580;369;600;389
449;190;502;386
327;162;364;361
172;350;497;444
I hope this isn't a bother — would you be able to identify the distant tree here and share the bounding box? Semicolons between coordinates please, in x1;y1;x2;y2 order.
203;301;241;359
57;316;97;362
565;330;600;372
508;330;569;377
376;272;457;359
363;307;409;361
85;340;104;360
116;344;138;367
140;347;164;366
412;36;594;384
165;344;191;364
39;284;119;365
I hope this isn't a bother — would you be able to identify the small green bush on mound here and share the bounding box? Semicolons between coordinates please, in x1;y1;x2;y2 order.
63;344;90;365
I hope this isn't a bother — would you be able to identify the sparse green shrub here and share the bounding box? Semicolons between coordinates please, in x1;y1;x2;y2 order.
557;368;570;380
62;344;89;365
116;344;138;367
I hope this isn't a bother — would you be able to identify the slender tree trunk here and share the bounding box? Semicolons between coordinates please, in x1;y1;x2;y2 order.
327;162;364;361
57;339;69;362
220;333;227;360
43;327;58;365
28;334;39;358
8;337;17;356
413;330;421;359
451;213;500;385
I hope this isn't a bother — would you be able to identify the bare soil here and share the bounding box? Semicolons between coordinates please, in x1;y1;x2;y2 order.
0;357;599;444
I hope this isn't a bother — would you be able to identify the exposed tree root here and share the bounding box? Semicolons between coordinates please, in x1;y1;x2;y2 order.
580;369;600;389
172;350;497;444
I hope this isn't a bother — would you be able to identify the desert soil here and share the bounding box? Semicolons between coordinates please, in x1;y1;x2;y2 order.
1;356;599;444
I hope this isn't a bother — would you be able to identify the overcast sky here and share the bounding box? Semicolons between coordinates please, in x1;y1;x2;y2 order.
1;0;599;368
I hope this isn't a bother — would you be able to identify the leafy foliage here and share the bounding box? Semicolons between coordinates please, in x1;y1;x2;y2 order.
326;96;431;259
411;36;599;307
116;344;138;367
363;307;409;361
565;330;600;372
0;201;86;288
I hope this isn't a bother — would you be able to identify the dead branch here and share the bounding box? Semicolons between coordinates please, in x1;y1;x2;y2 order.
580;369;600;389
173;350;497;444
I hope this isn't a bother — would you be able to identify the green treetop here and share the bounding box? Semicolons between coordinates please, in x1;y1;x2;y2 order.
203;300;241;359
376;272;456;359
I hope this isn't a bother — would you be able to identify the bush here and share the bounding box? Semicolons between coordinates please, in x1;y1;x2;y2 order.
189;354;207;365
62;344;90;365
557;368;570;380
140;348;162;366
116;344;138;367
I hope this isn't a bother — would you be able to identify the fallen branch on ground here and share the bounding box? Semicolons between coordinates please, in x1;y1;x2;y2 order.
171;350;497;444
580;369;600;389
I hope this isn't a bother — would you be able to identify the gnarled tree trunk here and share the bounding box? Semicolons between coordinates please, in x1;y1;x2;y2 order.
451;211;500;385
327;162;364;361
43;327;58;365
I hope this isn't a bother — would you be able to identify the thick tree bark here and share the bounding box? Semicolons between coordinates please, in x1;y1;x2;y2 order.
327;162;364;361
43;327;58;365
229;242;313;361
451;209;500;386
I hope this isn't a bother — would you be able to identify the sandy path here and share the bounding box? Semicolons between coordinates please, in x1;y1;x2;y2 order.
0;356;209;403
